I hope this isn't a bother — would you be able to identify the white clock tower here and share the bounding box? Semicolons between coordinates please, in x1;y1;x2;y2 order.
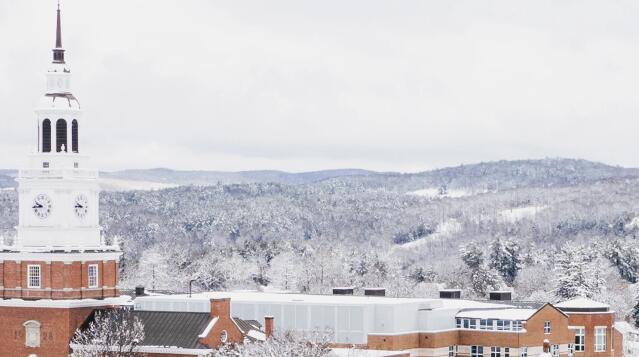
0;3;121;302
16;4;100;249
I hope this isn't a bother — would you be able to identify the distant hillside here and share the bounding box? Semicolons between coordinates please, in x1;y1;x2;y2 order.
325;158;639;193
100;168;378;186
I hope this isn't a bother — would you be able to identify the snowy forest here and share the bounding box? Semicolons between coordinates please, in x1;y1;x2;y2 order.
1;158;639;324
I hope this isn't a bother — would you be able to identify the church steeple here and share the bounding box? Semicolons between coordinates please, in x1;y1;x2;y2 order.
52;1;65;64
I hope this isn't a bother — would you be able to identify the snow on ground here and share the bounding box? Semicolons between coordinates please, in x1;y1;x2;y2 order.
396;218;462;249
407;187;475;199
498;206;547;223
626;217;639;230
0;187;14;191
99;178;178;192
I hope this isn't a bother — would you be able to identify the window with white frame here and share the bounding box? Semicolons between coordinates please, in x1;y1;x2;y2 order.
513;320;522;331
520;347;528;357
471;345;484;357
504;347;509;357
480;319;490;330
27;265;41;288
575;328;585;351
463;319;470;329
544;321;551;334
497;320;509;331
490;346;501;357
469;319;477;329
552;344;559;357
456;318;462;328
449;345;458;357
568;343;575;357
595;327;607;352
88;264;99;288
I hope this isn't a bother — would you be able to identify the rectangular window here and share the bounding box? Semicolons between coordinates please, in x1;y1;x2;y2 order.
575;328;585;351
469;319;477;329
504;347;509;357
471;345;484;357
544;321;551;334
456;318;462;328
497;320;509;331
88;264;99;288
27;265;41;288
513;320;522;331
74;162;79;169
449;345;458;357
490;346;501;357
463;319;470;329
480;319;490;330
520;347;528;357
568;343;574;357
552;344;559;357
42;162;49;168
595;327;607;352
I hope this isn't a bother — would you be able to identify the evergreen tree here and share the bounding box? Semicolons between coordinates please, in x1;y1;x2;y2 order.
489;237;522;285
554;244;603;300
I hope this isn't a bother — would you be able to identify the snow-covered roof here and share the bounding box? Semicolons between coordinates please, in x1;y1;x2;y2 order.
555;298;609;310
0;295;131;309
330;348;410;357
134;291;508;311
456;308;537;320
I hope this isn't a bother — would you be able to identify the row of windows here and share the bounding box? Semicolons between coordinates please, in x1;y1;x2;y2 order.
26;264;99;289
41;119;79;153
449;346;516;357
448;341;601;357
456;318;524;331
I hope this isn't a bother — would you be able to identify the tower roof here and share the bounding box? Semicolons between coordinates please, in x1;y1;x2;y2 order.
53;1;65;64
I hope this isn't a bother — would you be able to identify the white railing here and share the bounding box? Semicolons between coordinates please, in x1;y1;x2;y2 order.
19;169;98;179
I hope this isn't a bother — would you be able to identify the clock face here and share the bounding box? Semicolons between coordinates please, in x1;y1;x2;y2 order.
32;194;52;219
74;194;89;219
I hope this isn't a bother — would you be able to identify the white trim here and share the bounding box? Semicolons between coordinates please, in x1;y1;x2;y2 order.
0;296;130;309
70;344;213;356
199;316;219;338
0;251;121;262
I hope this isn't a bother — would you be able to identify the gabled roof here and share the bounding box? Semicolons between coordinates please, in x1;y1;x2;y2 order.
133;311;211;349
233;317;265;342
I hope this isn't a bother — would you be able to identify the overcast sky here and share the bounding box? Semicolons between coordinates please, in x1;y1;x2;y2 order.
1;0;638;172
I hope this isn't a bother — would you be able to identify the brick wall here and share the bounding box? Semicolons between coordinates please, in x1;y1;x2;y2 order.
1;258;118;300
565;312;616;357
0;305;95;357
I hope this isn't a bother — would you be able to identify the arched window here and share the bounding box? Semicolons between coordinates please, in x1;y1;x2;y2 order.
72;119;79;153
42;119;51;153
56;119;67;152
23;320;41;348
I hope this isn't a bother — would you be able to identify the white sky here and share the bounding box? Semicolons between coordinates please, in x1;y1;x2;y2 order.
1;0;638;172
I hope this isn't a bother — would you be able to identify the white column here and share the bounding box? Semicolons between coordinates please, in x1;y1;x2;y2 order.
66;118;72;153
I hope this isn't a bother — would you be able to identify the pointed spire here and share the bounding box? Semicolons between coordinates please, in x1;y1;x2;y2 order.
52;0;65;64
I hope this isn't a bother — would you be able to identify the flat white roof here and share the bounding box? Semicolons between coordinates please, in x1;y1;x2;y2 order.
135;290;509;311
456;308;537;320
555;297;609;309
0;296;131;309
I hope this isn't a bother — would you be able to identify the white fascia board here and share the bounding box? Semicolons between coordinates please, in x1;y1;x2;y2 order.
199;316;219;338
0;296;131;309
0;251;122;262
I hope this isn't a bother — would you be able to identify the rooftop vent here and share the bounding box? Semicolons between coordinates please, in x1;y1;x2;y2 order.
439;289;462;299
333;287;354;295
135;286;146;297
364;288;386;297
489;291;512;301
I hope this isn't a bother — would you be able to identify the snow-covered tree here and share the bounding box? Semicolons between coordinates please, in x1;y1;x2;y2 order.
489;237;522;284
554;244;604;300
70;309;145;357
212;330;330;357
460;242;502;296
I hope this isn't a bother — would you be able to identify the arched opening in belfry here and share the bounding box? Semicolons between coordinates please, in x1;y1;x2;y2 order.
56;118;67;152
42;119;51;153
72;119;79;153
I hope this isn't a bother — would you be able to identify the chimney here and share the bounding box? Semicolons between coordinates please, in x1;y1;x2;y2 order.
439;289;461;299
332;287;354;295
264;316;274;338
364;288;386;297
488;291;512;301
210;298;231;319
135;286;146;297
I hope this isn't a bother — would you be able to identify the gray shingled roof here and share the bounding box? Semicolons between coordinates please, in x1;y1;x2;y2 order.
133;311;210;349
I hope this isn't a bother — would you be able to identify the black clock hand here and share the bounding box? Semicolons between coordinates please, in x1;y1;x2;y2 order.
33;203;43;209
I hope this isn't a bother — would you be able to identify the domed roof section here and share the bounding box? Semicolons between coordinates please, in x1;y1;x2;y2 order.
39;92;80;110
